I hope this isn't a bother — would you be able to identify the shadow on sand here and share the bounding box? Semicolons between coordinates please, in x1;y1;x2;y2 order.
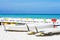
36;32;60;37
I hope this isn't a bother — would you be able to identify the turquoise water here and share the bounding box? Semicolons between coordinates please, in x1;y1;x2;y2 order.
0;14;60;19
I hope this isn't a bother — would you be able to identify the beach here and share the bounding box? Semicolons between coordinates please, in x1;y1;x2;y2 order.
0;25;60;40
0;18;60;40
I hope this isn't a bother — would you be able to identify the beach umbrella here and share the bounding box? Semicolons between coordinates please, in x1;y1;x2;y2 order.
25;18;34;23
51;18;57;28
8;18;14;22
25;18;28;20
10;18;20;22
33;18;41;23
3;18;10;25
39;19;44;23
43;19;47;23
46;19;52;23
22;18;26;21
26;18;33;21
14;18;20;22
4;18;9;22
20;18;22;21
56;19;60;24
51;18;57;23
0;18;4;22
7;18;13;22
33;19;38;23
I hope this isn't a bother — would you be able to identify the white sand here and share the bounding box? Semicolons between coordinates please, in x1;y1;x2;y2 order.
0;25;60;40
0;18;60;40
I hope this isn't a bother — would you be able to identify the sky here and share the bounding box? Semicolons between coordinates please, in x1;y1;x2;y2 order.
0;0;60;14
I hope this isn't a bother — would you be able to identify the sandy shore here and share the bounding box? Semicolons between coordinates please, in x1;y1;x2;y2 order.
0;18;60;40
0;25;60;40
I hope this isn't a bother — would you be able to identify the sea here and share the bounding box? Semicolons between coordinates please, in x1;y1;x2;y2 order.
0;14;60;19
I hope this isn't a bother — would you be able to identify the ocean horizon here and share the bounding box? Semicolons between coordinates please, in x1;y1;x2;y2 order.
0;14;60;19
